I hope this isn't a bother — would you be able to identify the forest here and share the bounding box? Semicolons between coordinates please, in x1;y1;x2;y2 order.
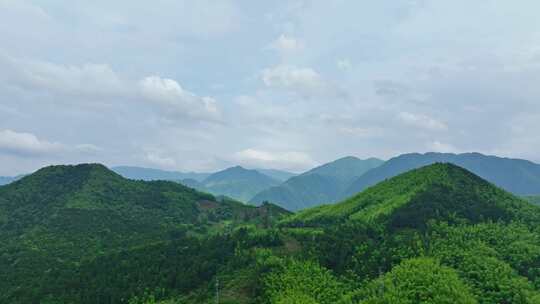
0;163;539;303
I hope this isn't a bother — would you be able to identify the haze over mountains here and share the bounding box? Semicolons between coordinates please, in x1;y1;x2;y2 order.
4;152;540;212
250;157;384;211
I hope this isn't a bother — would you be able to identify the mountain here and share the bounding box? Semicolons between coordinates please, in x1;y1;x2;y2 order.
250;156;384;211
0;176;16;185
0;163;290;302
286;163;539;228
201;166;280;202
3;163;540;303
343;152;540;199
255;168;297;182
111;166;210;182
524;195;540;206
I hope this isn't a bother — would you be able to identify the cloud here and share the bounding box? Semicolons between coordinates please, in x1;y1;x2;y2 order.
0;129;63;157
234;148;316;171
337;59;352;70
428;141;460;153
261;65;327;95
0;54;126;98
398;112;448;131
269;34;304;55
144;151;177;168
139;76;220;122
0;129;104;159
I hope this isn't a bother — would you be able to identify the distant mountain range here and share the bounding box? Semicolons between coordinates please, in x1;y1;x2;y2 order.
0;175;23;186
194;166;281;202
343;152;540;199
250;157;384;211
111;166;211;181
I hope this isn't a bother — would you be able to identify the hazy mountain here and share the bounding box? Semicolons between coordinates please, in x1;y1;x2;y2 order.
286;163;539;228
250;156;384;211
0;163;290;302
201;166;280;202
111;166;210;182
255;168;297;182
0;176;19;186
524;195;540;206
343;152;540;199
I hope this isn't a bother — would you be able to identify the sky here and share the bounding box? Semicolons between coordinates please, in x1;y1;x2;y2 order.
1;0;540;175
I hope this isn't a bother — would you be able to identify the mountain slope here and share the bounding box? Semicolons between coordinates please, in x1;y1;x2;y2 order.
0;164;290;302
256;168;297;182
525;195;540;206
0;175;23;185
343;152;540;199
251;157;384;211
285;163;540;228
201;166;280;202
112;166;210;182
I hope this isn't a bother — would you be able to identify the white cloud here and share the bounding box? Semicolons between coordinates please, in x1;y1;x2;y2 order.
234;148;316;171
428;141;460;153
145;151;177;168
139;76;220;122
1;54;126;97
0;129;104;159
0;129;63;157
269;34;304;55
337;58;352;70
398;112;448;131
261;65;327;95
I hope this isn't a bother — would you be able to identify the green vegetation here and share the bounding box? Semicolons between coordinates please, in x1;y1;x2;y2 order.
343;152;540;199
525;195;540;206
200;166;281;202
1;162;540;303
0;164;289;303
251;157;384;211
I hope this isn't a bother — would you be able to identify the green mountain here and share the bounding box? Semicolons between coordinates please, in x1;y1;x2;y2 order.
3;162;540;304
286;163;539;228
0;164;290;303
343;152;540;199
525;195;540;206
255;168;297;182
250;156;384;211
200;166;280;202
0;175;23;185
112;166;210;182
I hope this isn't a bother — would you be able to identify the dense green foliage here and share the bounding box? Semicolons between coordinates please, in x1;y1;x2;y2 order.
287;163;539;227
525;195;540;206
0;164;289;303
343;152;540;199
251;157;384;211
1;162;540;303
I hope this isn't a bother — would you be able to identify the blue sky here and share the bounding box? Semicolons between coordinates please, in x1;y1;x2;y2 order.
1;0;540;175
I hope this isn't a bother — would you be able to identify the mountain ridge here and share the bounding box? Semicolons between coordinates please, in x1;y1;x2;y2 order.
342;152;540;199
250;156;384;210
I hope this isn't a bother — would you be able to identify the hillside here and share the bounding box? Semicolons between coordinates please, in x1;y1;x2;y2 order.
2;163;540;304
0;174;23;186
112;166;210;182
255;168;297;182
201;166;280;202
0;164;290;303
525;195;540;206
286;163;539;228
343;152;540;199
251;156;384;211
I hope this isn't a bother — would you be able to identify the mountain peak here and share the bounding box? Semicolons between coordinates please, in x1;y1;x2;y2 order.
285;163;538;228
